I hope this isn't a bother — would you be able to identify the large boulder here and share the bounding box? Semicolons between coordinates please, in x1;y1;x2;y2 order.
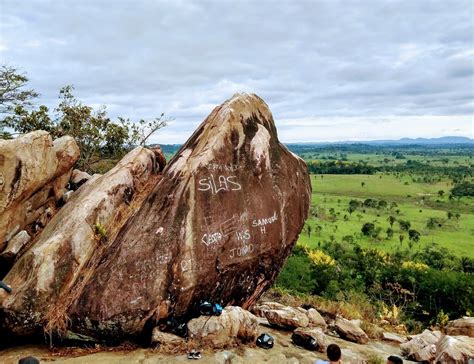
447;317;474;338
332;317;369;344
0;131;79;250
400;329;441;362
264;306;310;329
0;146;164;336
435;334;474;364
0;93;311;340
187;306;259;347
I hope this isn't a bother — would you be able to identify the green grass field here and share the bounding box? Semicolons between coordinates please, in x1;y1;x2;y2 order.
298;173;474;258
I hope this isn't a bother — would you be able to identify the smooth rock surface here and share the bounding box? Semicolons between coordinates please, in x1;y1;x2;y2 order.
187;306;259;348
333;317;369;344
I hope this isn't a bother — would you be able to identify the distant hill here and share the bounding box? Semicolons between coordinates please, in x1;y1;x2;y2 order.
155;136;473;153
287;136;473;146
339;136;473;146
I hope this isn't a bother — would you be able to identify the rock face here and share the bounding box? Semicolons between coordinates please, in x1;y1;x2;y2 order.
0;93;311;340
447;317;474;338
0;131;79;252
333;317;369;344
187;306;259;347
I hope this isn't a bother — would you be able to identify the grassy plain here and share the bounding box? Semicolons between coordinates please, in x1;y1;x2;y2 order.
297;173;474;258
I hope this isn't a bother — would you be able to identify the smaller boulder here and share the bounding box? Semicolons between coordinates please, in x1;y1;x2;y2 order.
435;334;474;364
0;230;30;259
187;306;259;348
264;306;309;329
252;301;286;317
333;317;369;344
306;308;327;329
151;328;186;350
69;169;92;190
382;331;407;344
400;329;441;362
292;327;327;352
447;317;474;338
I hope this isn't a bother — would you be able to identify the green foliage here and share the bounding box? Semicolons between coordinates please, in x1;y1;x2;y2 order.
451;181;474;198
94;222;108;242
0;65;39;138
361;222;375;237
398;219;411;231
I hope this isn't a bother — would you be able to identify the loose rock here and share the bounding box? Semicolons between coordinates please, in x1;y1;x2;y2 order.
264;306;310;329
187;306;259;348
333;317;369;344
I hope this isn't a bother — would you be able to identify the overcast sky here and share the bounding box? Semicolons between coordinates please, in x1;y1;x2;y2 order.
0;0;473;143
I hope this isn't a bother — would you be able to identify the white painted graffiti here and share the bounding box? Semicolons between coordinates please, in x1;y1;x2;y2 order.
205;163;239;172
198;174;242;195
201;231;223;246
230;244;254;259
252;211;278;234
235;229;250;241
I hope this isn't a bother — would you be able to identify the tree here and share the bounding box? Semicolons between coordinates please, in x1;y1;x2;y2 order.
348;199;360;215
399;220;411;232
361;222;375;237
387;215;396;228
437;190;445;197
451;182;474;199
447;211;453;220
408;229;421;243
361;181;365;188
386;227;394;240
0;65;39;138
119;114;168;148
399;234;405;245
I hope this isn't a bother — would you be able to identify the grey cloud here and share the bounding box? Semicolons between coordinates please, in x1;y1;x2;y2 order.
0;0;472;143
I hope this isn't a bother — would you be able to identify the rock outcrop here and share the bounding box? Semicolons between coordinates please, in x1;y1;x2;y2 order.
187;306;259;347
447;316;474;338
0;131;79;253
0;93;311;341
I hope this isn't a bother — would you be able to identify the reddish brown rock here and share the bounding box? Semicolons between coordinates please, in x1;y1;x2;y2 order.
0;93;310;341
